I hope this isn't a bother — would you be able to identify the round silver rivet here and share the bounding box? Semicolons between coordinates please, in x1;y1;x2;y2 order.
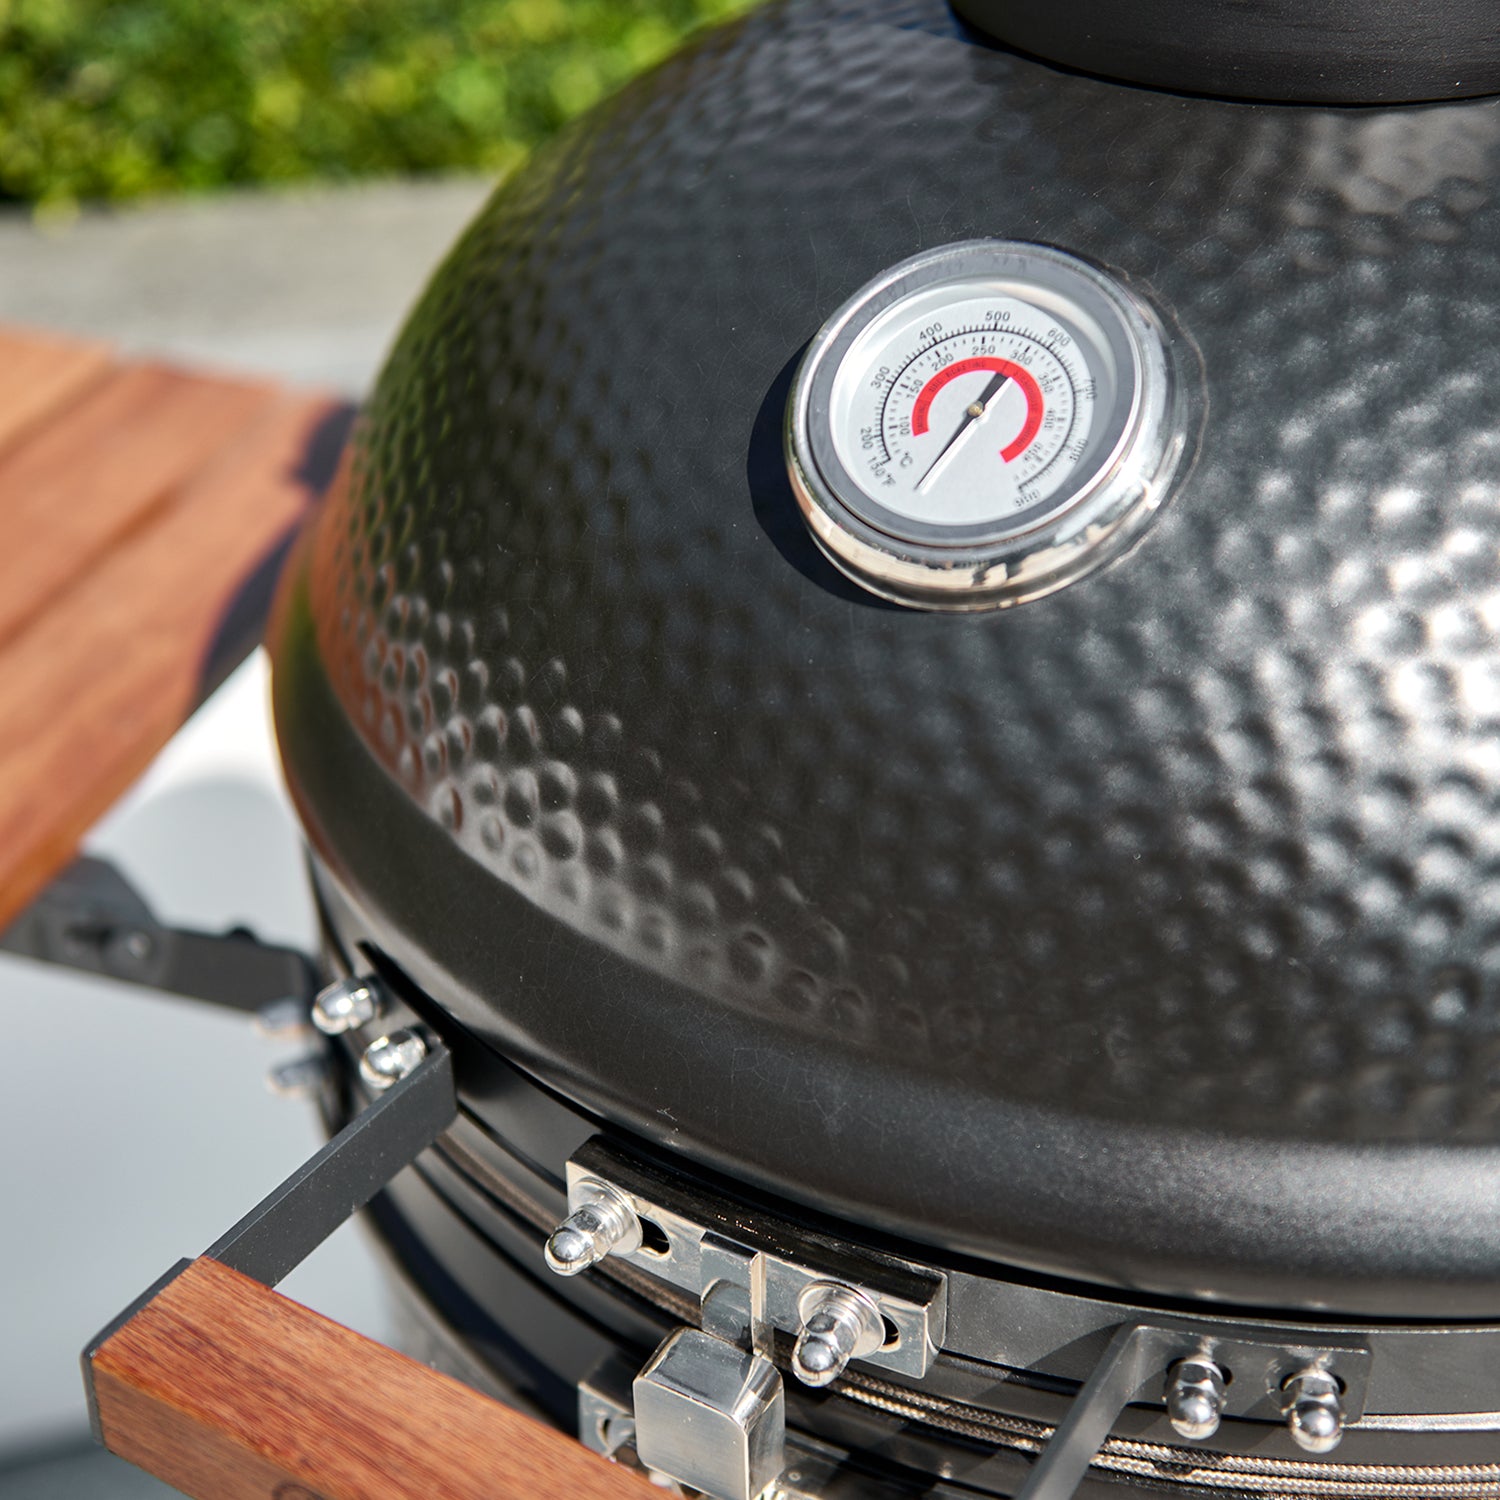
1164;1356;1227;1441
1282;1367;1345;1454
312;977;381;1036
544;1181;643;1276
790;1282;884;1388
358;1029;427;1090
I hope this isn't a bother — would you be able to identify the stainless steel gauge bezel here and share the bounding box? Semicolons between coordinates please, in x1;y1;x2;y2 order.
785;239;1188;610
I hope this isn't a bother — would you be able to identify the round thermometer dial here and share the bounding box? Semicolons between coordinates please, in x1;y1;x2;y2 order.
786;240;1184;609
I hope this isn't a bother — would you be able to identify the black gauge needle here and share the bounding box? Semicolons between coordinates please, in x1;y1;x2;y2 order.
916;371;1009;492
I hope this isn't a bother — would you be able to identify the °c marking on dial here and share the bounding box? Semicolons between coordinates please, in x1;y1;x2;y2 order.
909;356;1045;463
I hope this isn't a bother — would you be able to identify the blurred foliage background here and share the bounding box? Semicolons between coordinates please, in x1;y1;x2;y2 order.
0;0;752;210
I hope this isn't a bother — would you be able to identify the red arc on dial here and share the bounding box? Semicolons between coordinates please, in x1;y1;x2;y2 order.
909;356;1045;463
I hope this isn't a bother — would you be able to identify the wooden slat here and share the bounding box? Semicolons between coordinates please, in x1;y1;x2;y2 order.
90;1257;656;1500
0;361;275;649
0;391;339;926
0;327;114;456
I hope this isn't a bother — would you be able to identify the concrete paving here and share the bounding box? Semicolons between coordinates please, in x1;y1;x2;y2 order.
0;174;492;392
0;175;496;1495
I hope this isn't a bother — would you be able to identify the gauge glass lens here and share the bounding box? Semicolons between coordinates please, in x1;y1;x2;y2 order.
787;240;1182;610
830;282;1119;534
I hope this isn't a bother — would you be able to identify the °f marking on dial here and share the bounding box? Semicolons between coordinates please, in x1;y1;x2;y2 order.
910;355;1045;463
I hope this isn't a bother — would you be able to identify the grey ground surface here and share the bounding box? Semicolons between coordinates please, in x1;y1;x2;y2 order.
3;1443;180;1500
0;175;493;1498
0;175;491;391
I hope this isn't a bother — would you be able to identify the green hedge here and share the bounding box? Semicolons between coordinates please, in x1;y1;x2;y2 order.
0;0;752;208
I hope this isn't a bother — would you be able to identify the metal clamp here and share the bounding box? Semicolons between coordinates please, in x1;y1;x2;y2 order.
550;1139;945;1383
633;1328;786;1500
1013;1322;1369;1500
583;1345;787;1500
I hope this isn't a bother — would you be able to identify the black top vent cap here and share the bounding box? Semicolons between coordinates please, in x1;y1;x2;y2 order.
949;0;1500;104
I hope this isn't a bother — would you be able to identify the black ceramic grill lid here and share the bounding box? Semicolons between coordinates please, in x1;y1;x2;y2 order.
272;0;1500;1317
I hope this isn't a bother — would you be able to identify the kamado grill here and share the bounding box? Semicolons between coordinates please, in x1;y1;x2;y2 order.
52;0;1500;1495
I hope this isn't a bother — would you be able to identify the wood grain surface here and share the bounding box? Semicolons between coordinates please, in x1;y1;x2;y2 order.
90;1257;656;1500
1;325;646;1500
0;326;345;928
0;361;275;646
0;328;113;457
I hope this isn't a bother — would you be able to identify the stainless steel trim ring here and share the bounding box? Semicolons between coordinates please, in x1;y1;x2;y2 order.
785;239;1189;610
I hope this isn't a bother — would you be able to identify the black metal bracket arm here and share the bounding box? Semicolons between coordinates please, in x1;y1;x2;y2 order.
1;854;318;1013
84;1038;458;1438
206;1039;457;1284
1013;1325;1157;1500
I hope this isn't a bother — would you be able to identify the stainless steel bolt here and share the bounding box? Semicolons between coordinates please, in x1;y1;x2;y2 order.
544;1181;643;1276
1164;1356;1227;1441
311;976;381;1036
790;1282;884;1388
358;1029;427;1090
1282;1367;1345;1454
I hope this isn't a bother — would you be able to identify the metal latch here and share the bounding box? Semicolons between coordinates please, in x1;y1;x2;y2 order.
547;1137;947;1500
552;1142;1377;1500
582;1340;787;1500
544;1137;946;1388
633;1328;785;1500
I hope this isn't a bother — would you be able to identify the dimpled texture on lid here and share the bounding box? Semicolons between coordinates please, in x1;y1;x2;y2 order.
280;0;1500;1306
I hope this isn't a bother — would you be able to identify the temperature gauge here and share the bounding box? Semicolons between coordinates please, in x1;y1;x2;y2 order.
785;240;1186;609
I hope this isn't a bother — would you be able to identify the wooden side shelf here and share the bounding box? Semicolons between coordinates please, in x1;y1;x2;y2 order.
0;327;349;928
0;331;653;1499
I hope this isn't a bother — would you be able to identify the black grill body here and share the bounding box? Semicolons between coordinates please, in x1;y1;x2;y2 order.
270;0;1500;1487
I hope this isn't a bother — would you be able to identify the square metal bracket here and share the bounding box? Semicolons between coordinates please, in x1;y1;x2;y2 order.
564;1138;945;1381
